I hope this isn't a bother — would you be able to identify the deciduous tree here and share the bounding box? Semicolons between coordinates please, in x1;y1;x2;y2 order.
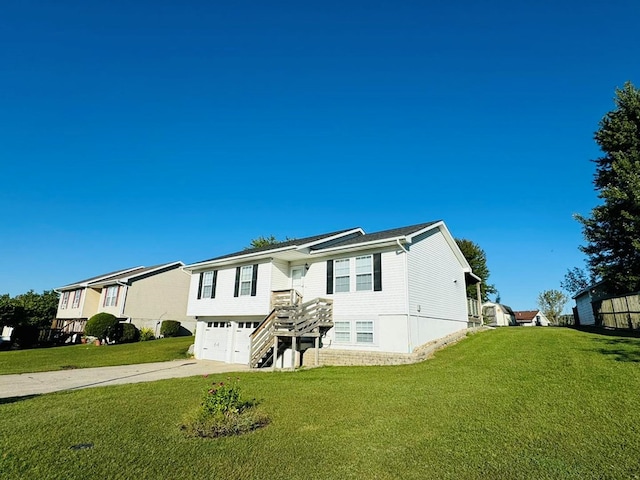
246;235;293;249
537;289;568;325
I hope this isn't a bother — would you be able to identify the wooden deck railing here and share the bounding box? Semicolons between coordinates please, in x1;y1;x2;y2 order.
467;297;481;324
249;293;333;368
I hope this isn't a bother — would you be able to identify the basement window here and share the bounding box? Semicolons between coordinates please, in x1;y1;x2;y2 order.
334;322;351;343
356;321;374;343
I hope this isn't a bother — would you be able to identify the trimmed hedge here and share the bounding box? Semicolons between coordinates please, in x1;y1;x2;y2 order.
120;323;140;343
160;320;181;337
85;313;119;340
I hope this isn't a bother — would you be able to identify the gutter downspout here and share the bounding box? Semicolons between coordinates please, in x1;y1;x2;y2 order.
117;282;129;319
396;237;412;352
396;238;408;254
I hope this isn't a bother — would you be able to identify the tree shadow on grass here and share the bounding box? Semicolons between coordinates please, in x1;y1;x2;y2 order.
0;394;41;405
577;327;640;363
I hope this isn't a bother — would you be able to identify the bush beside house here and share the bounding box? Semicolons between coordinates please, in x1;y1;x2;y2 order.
119;323;140;343
85;313;119;342
160;320;181;337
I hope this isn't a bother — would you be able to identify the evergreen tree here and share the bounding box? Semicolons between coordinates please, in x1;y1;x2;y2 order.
576;81;640;294
455;238;497;302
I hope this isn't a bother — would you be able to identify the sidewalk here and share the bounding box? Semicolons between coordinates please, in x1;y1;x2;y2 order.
0;359;251;399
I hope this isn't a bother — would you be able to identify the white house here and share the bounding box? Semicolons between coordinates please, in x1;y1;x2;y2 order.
513;310;551;326
184;221;482;368
573;282;608;326
53;261;193;336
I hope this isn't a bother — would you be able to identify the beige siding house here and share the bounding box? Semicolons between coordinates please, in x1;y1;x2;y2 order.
53;262;193;335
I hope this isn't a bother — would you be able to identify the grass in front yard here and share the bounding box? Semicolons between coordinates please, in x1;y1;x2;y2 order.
1;328;640;479
0;336;194;375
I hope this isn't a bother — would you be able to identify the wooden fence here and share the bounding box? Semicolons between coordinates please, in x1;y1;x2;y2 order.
594;293;640;329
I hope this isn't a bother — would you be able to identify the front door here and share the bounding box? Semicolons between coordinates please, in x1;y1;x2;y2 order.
291;266;305;297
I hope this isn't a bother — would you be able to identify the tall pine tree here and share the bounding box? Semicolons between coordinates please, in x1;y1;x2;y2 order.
576;81;640;294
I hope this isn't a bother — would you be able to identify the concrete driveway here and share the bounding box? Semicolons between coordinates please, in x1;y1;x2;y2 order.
0;359;251;399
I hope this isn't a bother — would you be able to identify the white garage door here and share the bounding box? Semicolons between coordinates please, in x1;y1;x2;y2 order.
232;321;260;364
200;321;230;361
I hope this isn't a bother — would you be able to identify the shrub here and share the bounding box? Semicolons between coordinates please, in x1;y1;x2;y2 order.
120;323;140;343
139;327;155;341
181;378;269;438
85;313;119;341
160;320;180;338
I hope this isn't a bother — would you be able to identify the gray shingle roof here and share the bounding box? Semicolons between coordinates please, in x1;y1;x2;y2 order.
194;228;361;264
57;262;183;289
320;221;440;248
191;221;441;265
57;266;144;290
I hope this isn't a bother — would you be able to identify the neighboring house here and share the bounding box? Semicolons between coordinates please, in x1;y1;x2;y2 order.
573;282;608;326
184;221;482;368
53;261;193;335
482;302;516;326
513;310;550;326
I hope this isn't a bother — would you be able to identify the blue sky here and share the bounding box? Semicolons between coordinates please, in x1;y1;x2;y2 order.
1;0;639;312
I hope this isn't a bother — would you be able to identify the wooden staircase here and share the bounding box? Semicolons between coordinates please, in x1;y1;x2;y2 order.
249;290;333;369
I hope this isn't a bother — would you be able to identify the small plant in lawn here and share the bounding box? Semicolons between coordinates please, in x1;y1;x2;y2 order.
181;377;269;438
139;327;155;341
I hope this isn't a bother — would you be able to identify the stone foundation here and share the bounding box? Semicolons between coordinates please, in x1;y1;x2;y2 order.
301;327;488;367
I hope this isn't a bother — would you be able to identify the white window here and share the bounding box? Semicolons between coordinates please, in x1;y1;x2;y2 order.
334;322;351;343
71;289;82;309
356;321;374;343
355;255;373;291
335;320;374;343
61;291;70;309
240;266;253;296
104;286;119;307
334;259;350;293
202;271;214;298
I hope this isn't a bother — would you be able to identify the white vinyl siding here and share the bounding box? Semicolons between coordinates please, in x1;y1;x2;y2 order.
334;259;350;293
406;227;468;348
575;294;596;326
355;255;373;291
187;262;272;318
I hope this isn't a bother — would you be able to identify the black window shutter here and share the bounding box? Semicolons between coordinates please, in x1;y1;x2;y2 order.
373;253;382;291
326;260;334;294
234;267;240;297
211;270;218;299
197;272;204;299
251;264;258;296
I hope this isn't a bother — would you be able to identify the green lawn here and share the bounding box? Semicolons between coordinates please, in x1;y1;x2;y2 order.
2;328;640;479
0;336;194;374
